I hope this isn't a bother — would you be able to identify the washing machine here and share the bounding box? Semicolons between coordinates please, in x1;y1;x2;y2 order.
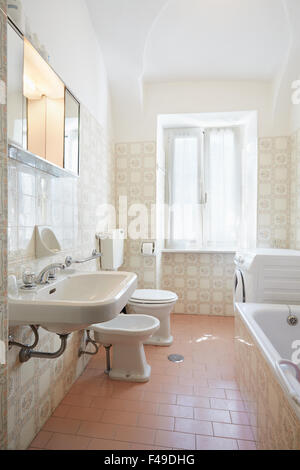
234;248;300;305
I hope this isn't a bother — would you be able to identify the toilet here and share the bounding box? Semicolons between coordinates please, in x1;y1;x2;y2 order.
126;289;178;346
91;314;160;382
92;231;177;382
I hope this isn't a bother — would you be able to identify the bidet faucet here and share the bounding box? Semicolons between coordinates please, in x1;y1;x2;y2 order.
36;263;66;285
64;249;102;267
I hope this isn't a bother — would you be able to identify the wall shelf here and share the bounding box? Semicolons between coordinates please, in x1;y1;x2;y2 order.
8;143;78;178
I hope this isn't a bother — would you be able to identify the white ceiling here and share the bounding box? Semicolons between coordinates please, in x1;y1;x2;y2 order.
143;0;290;81
86;0;290;84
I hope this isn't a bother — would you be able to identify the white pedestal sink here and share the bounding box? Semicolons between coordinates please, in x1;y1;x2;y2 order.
9;271;137;334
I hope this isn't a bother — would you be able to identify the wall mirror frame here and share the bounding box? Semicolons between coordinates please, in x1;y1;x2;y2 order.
7;17;80;178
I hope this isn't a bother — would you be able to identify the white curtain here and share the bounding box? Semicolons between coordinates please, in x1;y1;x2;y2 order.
166;129;204;249
204;128;241;247
165;127;242;250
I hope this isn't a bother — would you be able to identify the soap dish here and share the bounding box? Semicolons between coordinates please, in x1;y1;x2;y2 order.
35;226;62;258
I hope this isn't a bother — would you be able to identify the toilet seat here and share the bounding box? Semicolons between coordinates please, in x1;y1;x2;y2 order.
129;289;178;305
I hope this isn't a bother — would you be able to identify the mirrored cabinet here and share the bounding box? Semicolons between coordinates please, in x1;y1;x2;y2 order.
7;20;80;177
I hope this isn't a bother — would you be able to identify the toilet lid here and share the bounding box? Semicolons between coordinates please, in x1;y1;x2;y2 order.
129;289;178;304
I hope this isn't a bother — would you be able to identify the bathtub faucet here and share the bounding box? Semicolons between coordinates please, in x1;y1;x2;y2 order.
287;306;298;326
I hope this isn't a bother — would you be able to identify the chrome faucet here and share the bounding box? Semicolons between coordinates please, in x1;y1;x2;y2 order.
36;263;66;285
34;250;102;285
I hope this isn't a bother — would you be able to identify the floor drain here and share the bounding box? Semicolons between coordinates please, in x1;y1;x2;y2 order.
168;354;184;363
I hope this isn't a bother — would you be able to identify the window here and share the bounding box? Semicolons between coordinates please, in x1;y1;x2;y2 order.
165;127;242;250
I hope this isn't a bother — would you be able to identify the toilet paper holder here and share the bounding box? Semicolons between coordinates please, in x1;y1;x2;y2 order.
141;242;156;256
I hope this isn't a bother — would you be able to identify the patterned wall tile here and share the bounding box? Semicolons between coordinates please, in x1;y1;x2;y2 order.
257;136;291;249
235;313;300;449
115;142;157;289
0;4;8;451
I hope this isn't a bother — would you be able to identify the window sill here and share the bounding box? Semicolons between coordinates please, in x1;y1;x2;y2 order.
161;248;237;254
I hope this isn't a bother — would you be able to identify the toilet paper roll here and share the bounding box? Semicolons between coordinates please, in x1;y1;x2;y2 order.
142;242;154;256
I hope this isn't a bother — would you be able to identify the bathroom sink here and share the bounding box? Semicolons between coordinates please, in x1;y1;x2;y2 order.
8;271;137;334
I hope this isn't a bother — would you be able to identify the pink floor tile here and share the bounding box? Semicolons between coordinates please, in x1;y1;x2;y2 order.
43;417;81;435
34;314;257;451
230;411;250;425
114;425;156;445
213;422;255;441
238;440;257;450
158;404;194;419
196;435;239;450
194;407;231;423
77;421;117;440
101;409;138;426
210;398;246;412
155;430;196;450
88;438;132;450
65;406;104;423
45;433;91;450
30;431;53;449
137;414;175;431
174;418;213;436
176;395;210;408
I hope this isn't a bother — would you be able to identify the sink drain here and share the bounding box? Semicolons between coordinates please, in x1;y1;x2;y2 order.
168;354;184;363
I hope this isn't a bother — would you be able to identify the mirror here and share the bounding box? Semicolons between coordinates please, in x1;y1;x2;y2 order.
24;39;65;167
7;23;26;147
64;90;80;175
7;20;80;177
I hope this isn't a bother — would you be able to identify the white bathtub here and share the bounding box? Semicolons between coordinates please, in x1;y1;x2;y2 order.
236;302;300;420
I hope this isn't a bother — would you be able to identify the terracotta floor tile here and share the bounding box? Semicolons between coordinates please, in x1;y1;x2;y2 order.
175;418;213;436
101;409;138;426
137;414;175;431
61;393;93;407
78;421;117;440
158;404;194;419
52;404;70;418
155;430;196;450
143;391;177;404
45;433;91;450
151;374;179;385
225;389;243;400
238;440;257;450
43;417;81;435
193;386;226;399
176;395;210;408
37;314;255;451
230;411;250;425
129;443;172;450
115;425;156;445
194;407;231;423
30;431;53;449
208;379;239;390
213;422;255;441
65;406;104;422
160;383;194;395
196;435;239;450
88;438;132;450
111;389;144;400
210;398;246;412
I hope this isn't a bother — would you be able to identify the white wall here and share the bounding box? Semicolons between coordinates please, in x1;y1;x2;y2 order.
22;0;112;134
114;79;283;142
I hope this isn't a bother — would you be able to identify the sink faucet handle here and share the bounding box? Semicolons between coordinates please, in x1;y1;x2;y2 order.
22;269;36;288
